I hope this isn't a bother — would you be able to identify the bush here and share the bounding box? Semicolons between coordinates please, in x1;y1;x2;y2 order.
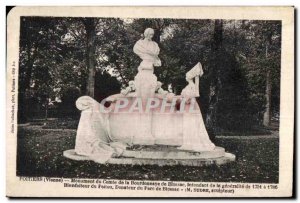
58;86;81;118
206;49;260;133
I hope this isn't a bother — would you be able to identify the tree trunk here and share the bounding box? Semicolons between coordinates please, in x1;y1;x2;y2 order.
212;20;223;51
83;18;97;98
153;19;164;44
263;70;272;126
263;37;272;127
206;20;223;132
45;98;48;121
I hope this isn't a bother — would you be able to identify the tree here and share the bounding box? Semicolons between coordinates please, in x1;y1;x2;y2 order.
82;18;97;98
204;20;258;133
17;17;281;132
261;21;281;127
205;19;223;131
227;20;281;126
18;17;68;122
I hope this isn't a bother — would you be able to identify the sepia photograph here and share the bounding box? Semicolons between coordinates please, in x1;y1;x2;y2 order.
6;6;294;197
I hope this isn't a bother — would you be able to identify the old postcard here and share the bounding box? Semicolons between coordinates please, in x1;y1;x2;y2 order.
6;6;294;197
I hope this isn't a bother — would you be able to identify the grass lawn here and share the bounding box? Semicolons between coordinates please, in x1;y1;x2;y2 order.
17;126;278;183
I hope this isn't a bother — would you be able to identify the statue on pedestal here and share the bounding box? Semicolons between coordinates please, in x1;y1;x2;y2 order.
63;28;235;165
133;28;160;100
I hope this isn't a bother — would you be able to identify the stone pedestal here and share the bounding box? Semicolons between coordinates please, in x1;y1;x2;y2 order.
63;145;235;166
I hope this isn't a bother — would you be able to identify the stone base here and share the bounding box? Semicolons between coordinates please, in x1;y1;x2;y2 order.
106;153;235;166
63;146;235;166
123;145;226;159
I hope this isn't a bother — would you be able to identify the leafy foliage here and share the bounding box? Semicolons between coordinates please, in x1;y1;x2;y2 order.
18;17;281;132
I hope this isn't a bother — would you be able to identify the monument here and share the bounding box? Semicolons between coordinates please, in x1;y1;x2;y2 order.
64;28;235;166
